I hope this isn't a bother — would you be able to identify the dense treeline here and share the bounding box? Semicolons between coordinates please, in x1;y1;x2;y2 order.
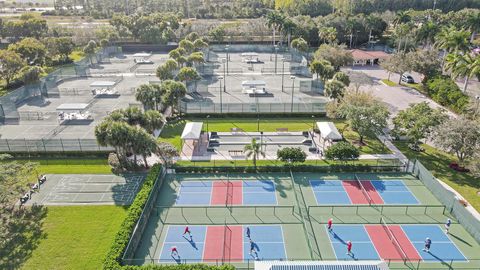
49;0;480;19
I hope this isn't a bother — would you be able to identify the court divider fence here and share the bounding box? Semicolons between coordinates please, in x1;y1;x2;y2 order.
121;166;167;262
408;159;480;244
154;205;300;225
0;138;113;153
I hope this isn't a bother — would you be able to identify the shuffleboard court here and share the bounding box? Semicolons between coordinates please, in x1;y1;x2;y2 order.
26;174;146;205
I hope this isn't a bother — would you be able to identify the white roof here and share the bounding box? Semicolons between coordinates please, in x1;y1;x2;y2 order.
181;122;203;140
90;81;116;87
255;261;389;270
133;52;152;57
241;52;259;57
56;103;89;111
242;80;266;87
317;122;342;141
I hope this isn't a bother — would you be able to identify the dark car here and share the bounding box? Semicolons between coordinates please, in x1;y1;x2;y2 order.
401;74;415;84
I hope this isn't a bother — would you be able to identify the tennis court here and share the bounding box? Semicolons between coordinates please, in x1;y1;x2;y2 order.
175;180;277;205
26;174;146;205
325;223;466;262
130;171;480;269
158;225;287;263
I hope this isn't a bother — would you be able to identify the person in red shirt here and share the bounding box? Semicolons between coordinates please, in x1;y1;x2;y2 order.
183;226;192;241
171;246;178;256
327;218;333;231
346;241;352;256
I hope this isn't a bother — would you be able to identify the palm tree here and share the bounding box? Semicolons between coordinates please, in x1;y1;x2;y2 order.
435;26;471;71
135;84;156;110
141;110;164;134
163;80;187;115
445;53;476;93
318;27;337;44
309;60;334;82
393;11;411;27
465;10;480;42
282;18;296;47
265;11;285;46
324;79;346;102
415;21;439;48
187;52;205;67
244;138;265;169
156;59;178;81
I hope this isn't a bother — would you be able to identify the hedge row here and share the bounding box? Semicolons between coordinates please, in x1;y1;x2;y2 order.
174;164;403;173
103;164;163;270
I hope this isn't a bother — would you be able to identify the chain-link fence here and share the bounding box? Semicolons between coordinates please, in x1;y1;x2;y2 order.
0;138;113;152
179;100;326;114
0;46;122;124
408;159;480;244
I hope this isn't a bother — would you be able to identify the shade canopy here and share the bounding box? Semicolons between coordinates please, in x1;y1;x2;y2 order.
56;103;89;111
241;80;266;87
317;122;342;141
241;52;259;57
133;52;152;57
181;122;203;140
90;81;116;88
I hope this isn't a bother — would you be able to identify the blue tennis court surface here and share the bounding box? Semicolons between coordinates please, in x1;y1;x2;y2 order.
328;225;380;260
402;225;467;262
371;180;419;204
243;225;286;261
310;179;419;205
174;180;277;205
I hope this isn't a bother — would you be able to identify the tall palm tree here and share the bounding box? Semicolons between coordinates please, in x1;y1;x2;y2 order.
135;84;156;110
282;18;296;47
141;110;164;134
244;138;265;169
265;11;285;46
445;53;477;93
163;80;187;115
465;10;480;42
393;11;411;27
435;26;471;71
415;21;439;48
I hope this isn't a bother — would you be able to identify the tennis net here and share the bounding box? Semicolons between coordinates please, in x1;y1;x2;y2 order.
225;180;234;207
380;217;408;263
222;224;233;263
354;174;373;205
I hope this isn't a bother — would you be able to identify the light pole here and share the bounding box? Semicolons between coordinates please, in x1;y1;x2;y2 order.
290;76;296;113
225;45;230;74
311;115;315;132
206;115;210;133
219;76;223;113
281;58;285;92
274;45;278;74
222;58;226;92
257;118;260;132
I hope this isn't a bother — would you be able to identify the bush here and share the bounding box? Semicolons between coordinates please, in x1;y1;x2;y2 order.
426;76;469;113
103;164;162;270
277;147;307;163
324;142;360;161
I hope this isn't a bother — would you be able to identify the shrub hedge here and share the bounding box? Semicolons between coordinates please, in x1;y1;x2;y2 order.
425;76;469;113
103;164;162;270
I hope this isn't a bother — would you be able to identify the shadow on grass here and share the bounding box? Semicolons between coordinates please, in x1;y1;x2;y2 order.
0;204;48;269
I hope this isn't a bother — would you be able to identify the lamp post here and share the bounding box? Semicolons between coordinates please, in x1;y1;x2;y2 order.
206;115;210;133
290;76;296;113
274;45;278;74
225;45;230;74
219;76;223;113
311;115;315;132
222;58;226;92
281;58;285;92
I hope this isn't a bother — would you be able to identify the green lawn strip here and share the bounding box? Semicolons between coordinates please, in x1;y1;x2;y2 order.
5;158;111;174
381;79;397;86
405;83;424;92
161;118;391;154
21;205;128;270
394;141;480;211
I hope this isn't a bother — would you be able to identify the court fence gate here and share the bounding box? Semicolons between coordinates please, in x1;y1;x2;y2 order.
408;159;480;244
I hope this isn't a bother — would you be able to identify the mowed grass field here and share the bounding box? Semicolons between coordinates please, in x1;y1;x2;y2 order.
394;142;480;211
15;158;125;270
159;118;391;155
21;206;127;270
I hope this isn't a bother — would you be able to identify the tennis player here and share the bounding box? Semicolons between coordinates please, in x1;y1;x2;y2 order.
327;218;333;231
423;237;432;252
445;219;452;234
171;246;178;256
346;241;353;256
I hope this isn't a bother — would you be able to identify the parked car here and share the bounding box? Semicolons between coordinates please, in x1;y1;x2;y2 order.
401;74;415;83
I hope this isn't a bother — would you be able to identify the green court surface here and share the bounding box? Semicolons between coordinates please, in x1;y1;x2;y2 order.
130;171;480;269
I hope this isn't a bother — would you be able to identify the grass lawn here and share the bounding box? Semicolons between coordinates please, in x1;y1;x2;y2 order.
405;83;424;92
160;118;391;154
13;158;111;174
381;79;397;86
394;141;480;211
20;206;127;270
